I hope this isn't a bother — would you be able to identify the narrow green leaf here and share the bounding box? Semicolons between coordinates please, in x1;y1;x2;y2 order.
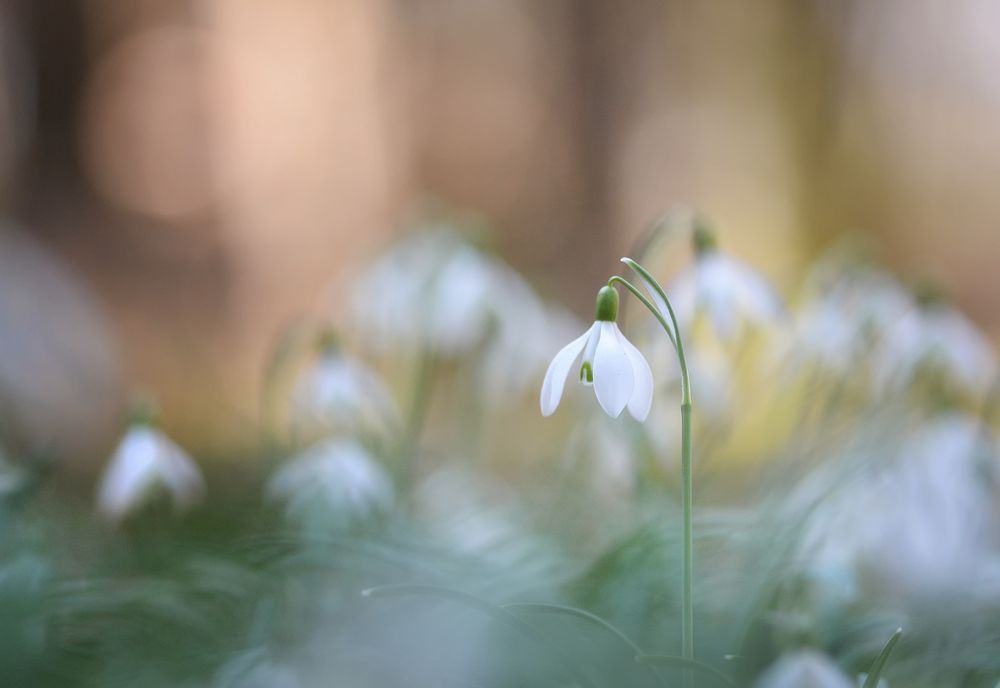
862;627;902;688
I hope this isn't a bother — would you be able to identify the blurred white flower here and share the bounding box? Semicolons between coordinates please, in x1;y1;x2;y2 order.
96;423;205;521
414;468;524;559
477;284;580;405
563;416;636;506
861;415;1000;598
291;341;398;437
804;414;1000;605
646;332;733;420
0;445;29;499
755;650;854;688
873;295;997;396
349;227;556;400
540;287;653;420
266;439;393;525
774;268;911;377
413;468;563;584
668;226;783;341
351;229;537;352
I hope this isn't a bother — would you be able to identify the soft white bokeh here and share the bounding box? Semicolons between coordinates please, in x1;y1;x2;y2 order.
291;349;399;438
669;251;784;341
755;650;854;688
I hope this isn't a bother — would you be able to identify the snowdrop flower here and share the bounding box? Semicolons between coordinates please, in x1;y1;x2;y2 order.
290;331;398;437
756;650;854;688
540;286;653;420
96;416;205;521
266;439;393;526
873;287;996;396
668;223;783;340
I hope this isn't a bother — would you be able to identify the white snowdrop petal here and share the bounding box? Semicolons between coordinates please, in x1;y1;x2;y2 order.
937;310;997;390
160;439;206;510
707;287;738;340
614;324;654;422
97;430;160;518
540;324;596;416
593;321;634;418
96;427;204;520
664;266;697;330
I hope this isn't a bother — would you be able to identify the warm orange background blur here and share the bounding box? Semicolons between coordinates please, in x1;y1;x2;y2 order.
2;0;998;457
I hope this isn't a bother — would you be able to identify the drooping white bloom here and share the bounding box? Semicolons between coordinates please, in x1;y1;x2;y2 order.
266;439;393;525
667;227;783;340
96;424;205;521
291;345;398;437
755;650;854;688
540;287;653;421
872;296;996;396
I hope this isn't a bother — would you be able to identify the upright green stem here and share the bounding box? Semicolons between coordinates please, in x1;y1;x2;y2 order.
680;400;693;669
399;345;435;491
611;261;695;684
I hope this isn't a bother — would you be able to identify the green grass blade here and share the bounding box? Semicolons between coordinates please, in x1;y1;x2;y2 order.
503;602;667;685
862;627;902;688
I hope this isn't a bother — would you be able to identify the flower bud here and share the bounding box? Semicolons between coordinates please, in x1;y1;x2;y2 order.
594;286;619;322
692;218;718;256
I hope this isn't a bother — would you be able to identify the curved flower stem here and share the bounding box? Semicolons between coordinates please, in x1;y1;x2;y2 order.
610;265;694;684
608;276;677;350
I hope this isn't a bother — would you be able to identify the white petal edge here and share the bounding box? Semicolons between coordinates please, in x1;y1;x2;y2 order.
615;325;654;421
540;323;597;416
593;321;634;418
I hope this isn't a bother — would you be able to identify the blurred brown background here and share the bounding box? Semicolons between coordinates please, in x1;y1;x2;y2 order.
1;0;999;455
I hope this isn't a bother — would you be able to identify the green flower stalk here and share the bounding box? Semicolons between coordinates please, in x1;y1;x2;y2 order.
613;257;694;676
541;257;696;677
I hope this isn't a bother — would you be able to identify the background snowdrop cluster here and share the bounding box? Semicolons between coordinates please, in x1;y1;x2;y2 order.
0;218;998;688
